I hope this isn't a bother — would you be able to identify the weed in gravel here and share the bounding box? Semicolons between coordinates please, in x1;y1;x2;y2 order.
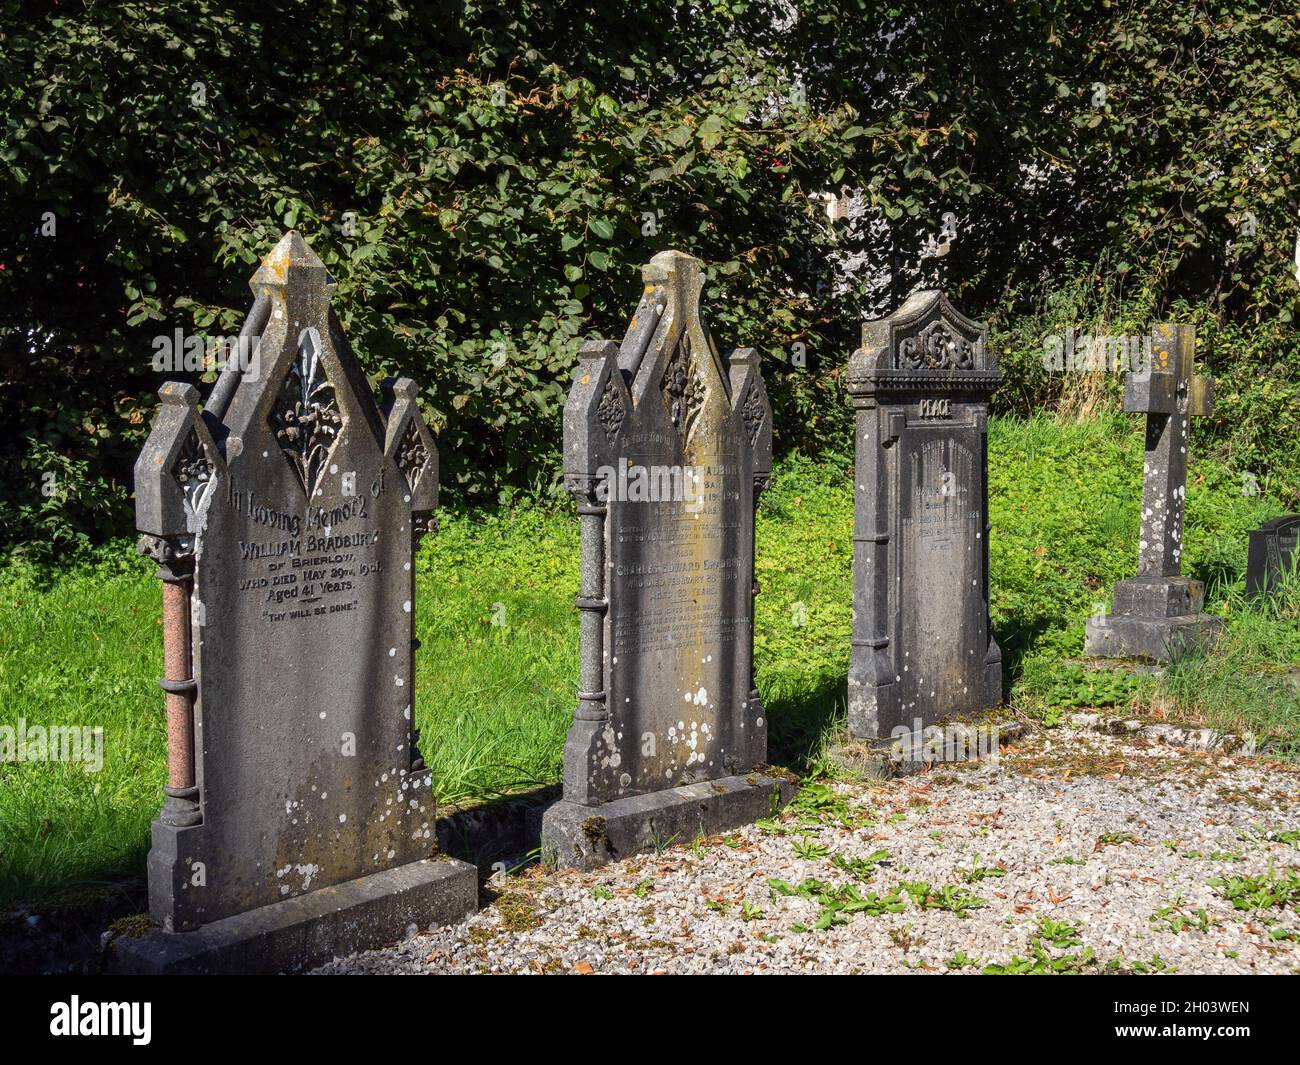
769;876;907;931
494;892;541;931
1262;828;1300;847
1036;917;1081;949
898;881;987;917
1150;895;1216;934
958;861;1008;883
789;781;873;830
830;848;891;882
889;923;918;951
983;919;1095;974
792;835;830;860
1209;864;1300;911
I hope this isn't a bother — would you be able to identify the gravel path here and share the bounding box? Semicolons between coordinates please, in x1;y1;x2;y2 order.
314;730;1300;975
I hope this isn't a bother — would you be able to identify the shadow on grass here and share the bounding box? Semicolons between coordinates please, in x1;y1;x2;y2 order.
995;615;1059;700
766;673;847;771
0;860;148;975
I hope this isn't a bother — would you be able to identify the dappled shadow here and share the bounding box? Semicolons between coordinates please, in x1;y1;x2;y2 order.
765;673;847;771
1189;557;1245;601
995;615;1058;698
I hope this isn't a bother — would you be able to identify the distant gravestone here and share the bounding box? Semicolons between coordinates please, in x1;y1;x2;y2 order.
1246;515;1300;598
1085;323;1222;661
845;290;1003;741
120;233;475;973
540;250;794;869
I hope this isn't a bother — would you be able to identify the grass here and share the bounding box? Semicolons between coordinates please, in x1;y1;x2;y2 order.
0;412;1296;909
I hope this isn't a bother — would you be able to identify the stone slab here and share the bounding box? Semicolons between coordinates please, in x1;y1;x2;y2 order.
540;773;796;871
132;232;445;939
1246;515;1299;598
1084;611;1223;662
111;857;476;974
557;250;773;814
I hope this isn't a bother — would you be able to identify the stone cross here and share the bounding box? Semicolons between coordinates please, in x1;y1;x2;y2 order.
1128;323;1214;580
1085;323;1222;661
540;250;794;870
122;232;476;973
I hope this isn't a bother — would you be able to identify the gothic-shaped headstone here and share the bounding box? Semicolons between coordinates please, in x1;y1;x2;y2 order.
1085;323;1223;660
846;290;1003;740
1246;515;1300;598
541;250;794;869
120;233;475;973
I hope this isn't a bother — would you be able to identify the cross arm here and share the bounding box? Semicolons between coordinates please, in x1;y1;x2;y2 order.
1123;370;1176;415
1188;374;1214;418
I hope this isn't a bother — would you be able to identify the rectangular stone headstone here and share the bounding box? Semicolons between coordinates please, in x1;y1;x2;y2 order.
120;232;475;973
540;251;794;869
845;290;1003;741
1085;323;1223;661
1246;515;1300;598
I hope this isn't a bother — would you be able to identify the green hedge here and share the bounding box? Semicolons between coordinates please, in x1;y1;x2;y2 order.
2;0;1296;554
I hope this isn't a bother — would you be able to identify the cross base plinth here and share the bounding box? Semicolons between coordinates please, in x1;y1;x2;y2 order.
1111;575;1205;618
1084;613;1222;662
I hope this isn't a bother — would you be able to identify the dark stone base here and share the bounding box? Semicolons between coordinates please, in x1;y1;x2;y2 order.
110;857;477;974
1084;611;1223;663
540;773;797;871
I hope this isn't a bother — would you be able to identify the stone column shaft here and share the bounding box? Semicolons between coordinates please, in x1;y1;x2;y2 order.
158;565;200;827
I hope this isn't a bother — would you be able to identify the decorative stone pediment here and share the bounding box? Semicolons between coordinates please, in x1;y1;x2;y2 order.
848;289;998;395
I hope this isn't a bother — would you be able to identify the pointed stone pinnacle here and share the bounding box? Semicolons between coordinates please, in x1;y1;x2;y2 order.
249;231;336;295
643;249;700;289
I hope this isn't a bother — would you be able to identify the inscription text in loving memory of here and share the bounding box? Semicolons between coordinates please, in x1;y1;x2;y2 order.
228;474;391;625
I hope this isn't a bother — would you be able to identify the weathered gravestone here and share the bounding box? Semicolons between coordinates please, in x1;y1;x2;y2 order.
540;250;795;869
1085;323;1223;661
118;233;476;973
1246;515;1300;598
845;290;1003;741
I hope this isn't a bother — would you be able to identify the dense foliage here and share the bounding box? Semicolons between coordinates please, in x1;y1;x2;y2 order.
1;0;1296;552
